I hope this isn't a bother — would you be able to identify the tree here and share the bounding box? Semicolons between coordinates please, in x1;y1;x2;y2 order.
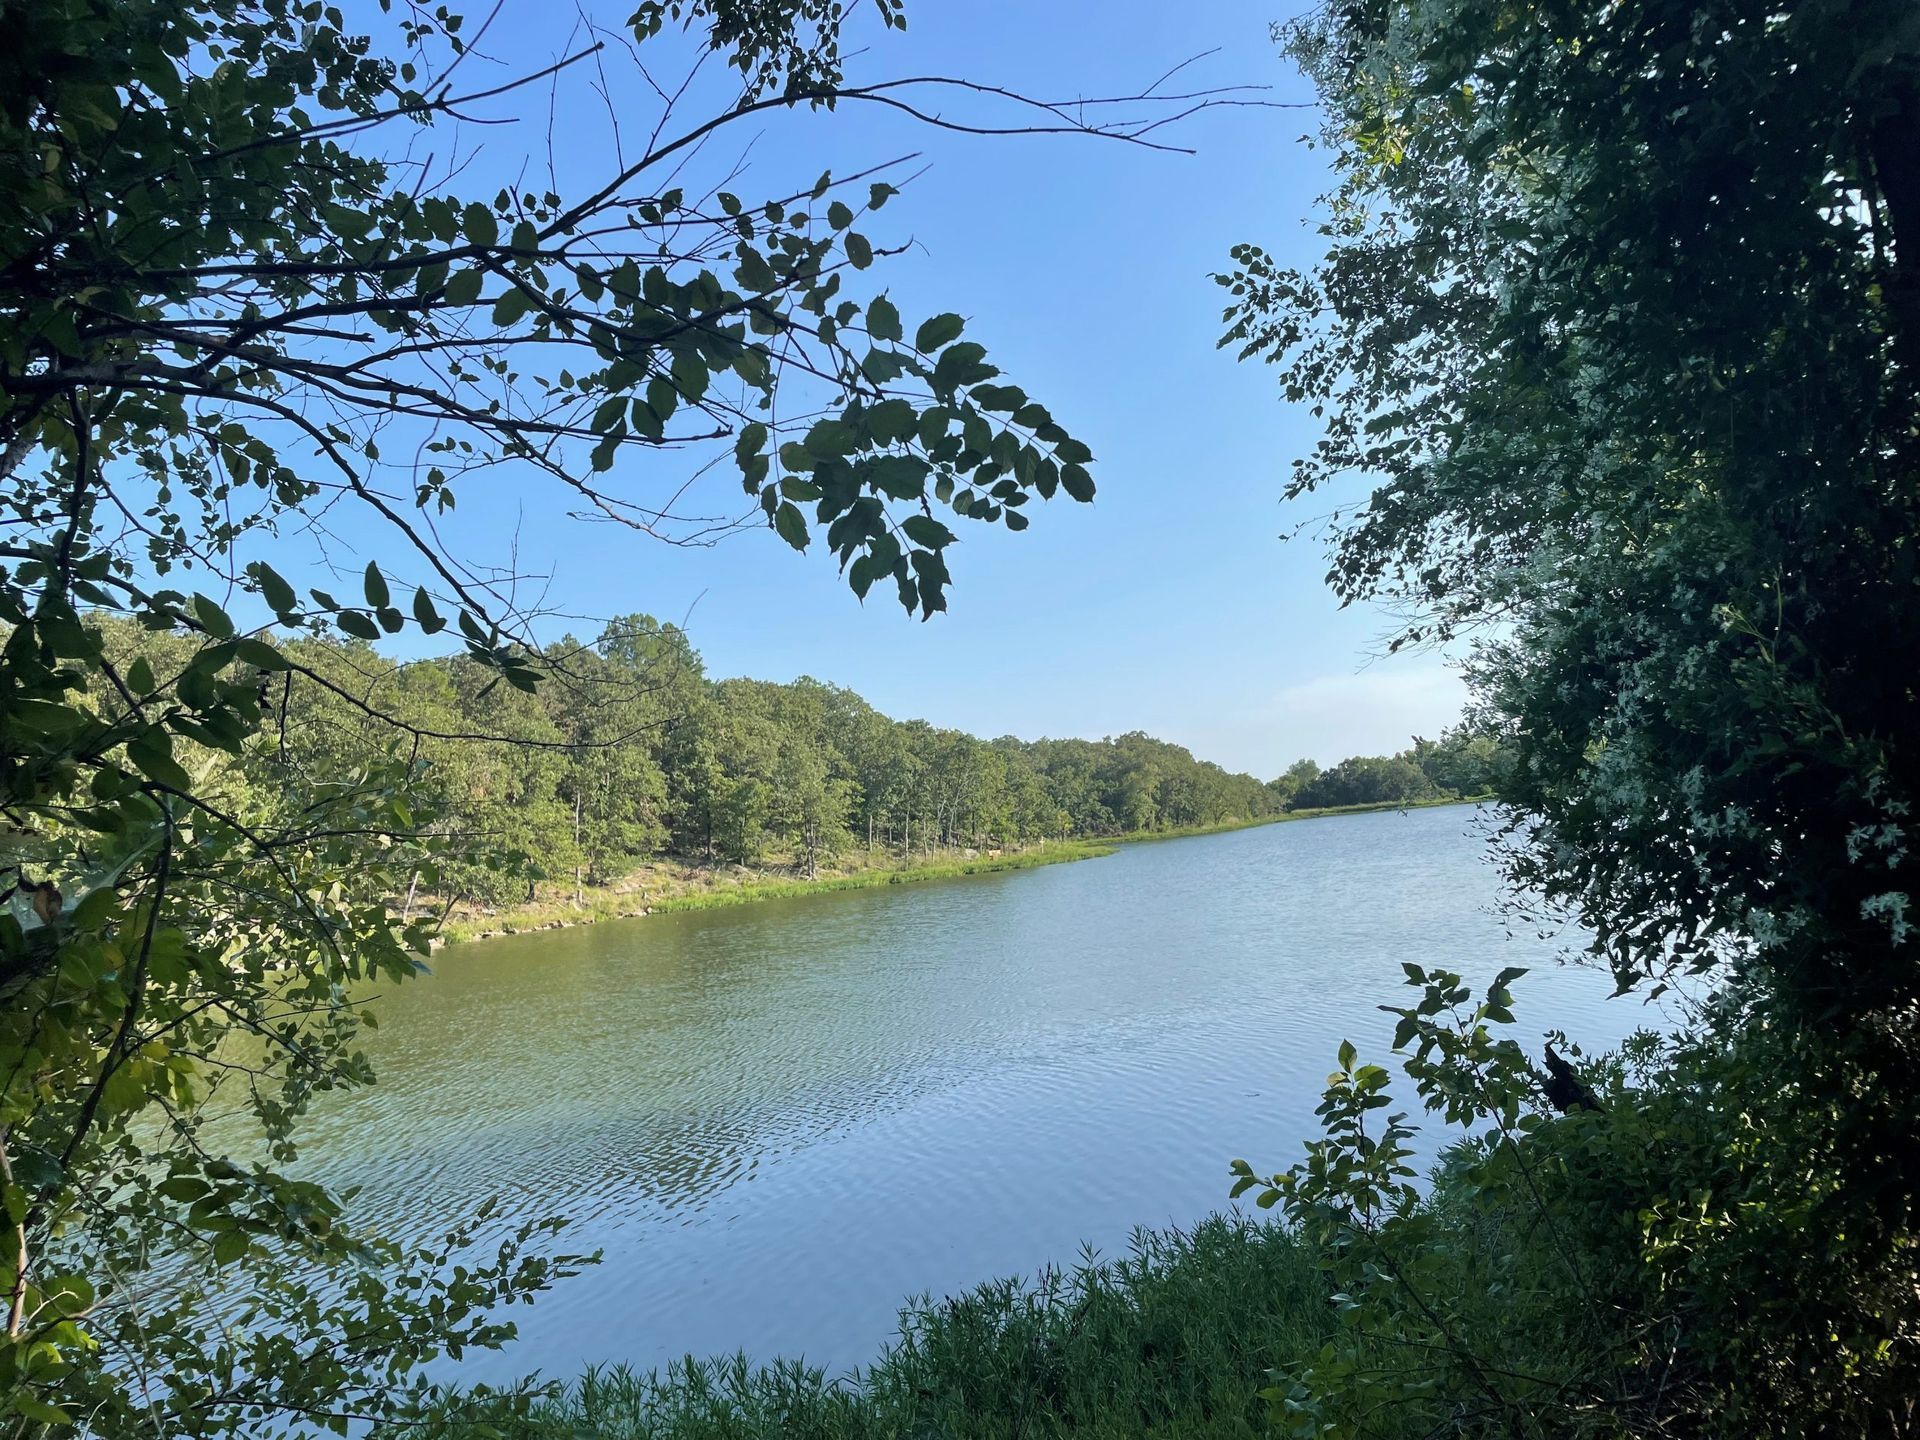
0;0;1242;1426
1224;0;1920;1428
547;621;684;898
770;735;852;879
1226;0;1920;1014
1268;757;1321;809
1293;754;1438;809
1406;727;1503;799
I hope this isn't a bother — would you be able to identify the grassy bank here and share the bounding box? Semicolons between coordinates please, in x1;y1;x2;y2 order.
433;840;1117;944
403;1216;1332;1440
434;798;1487;946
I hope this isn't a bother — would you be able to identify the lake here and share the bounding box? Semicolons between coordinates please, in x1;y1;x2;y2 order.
288;804;1650;1382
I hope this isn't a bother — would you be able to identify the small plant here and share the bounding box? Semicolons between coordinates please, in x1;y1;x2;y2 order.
1232;965;1630;1439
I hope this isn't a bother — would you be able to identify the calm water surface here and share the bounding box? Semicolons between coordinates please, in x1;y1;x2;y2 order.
289;805;1648;1380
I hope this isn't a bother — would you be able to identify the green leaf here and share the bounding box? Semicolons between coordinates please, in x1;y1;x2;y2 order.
631;397;666;440
234;638;288;671
845;233;873;269
774;502;809;551
126;731;192;792
1060;464;1096;502
463;202;499;247
804;418;856;458
10;1396;71;1426
592;396;628;434
337;610;380;641
828;200;853;230
672;350;710;402
866;454;929;498
250;562;298;615
736;247;777;292
445;268;485;306
867;296;902;343
190;593;234;640
915;313;965;352
934;341;993;390
412;587;446;634
363;563;390;608
902;514;955;549
866;398;916;443
492;286;533;326
5;699;83;737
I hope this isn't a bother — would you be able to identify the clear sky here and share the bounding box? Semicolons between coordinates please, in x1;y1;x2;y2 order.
257;0;1468;776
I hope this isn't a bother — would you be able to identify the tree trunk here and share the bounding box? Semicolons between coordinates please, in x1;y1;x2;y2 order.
401;870;420;923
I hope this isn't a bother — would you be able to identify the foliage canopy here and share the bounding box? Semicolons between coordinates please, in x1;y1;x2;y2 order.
0;0;1240;1429
1225;0;1920;1433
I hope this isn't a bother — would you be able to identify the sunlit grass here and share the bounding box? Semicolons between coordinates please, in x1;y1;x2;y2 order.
433;840;1118;943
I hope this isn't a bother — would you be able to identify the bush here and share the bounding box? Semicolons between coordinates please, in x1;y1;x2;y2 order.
1233;969;1920;1439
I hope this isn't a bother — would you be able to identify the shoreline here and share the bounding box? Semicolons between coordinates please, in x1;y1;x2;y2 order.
432;795;1488;948
432;839;1117;946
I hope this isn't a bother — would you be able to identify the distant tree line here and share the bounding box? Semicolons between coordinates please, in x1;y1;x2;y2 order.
92;613;1498;911
1275;731;1504;812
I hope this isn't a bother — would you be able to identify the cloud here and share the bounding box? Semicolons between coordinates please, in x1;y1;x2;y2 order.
1185;663;1471;777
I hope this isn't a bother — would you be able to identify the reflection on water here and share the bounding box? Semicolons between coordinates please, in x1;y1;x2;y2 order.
274;805;1652;1379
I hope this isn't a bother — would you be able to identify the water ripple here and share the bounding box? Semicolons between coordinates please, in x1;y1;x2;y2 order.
252;807;1655;1379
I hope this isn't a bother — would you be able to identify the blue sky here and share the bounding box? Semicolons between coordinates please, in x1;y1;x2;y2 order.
256;0;1467;776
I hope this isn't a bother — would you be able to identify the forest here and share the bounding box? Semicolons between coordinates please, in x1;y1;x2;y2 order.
106;613;1491;911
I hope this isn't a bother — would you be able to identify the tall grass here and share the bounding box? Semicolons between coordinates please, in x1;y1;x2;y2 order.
405;1216;1333;1440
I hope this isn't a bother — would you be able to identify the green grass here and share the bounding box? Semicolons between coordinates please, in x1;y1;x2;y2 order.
404;1216;1332;1440
435;841;1115;944
638;841;1115;910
